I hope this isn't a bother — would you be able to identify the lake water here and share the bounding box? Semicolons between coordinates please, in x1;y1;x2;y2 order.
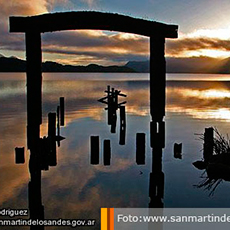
1;73;230;229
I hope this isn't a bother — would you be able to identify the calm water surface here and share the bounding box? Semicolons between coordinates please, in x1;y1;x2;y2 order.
1;73;230;229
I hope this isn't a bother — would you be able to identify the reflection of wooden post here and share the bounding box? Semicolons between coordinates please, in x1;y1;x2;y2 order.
149;36;165;208
119;106;126;145
204;127;214;162
110;113;117;133
48;113;56;138
60;97;65;126
174;143;182;159
120;106;126;126
26;32;42;149
40;137;49;171
15;147;25;164
136;133;146;165
48;113;57;166
103;140;111;166
90;136;99;165
56;106;60;147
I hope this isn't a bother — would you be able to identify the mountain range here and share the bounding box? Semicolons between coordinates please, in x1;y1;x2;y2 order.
0;55;230;73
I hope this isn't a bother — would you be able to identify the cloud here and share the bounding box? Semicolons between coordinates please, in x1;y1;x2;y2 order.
2;3;230;64
166;37;230;56
80;0;99;8
41;30;149;64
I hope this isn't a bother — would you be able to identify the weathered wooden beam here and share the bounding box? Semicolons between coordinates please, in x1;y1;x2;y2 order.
9;11;178;38
26;32;42;149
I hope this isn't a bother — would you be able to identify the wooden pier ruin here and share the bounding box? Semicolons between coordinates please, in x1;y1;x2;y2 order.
9;11;178;212
98;85;127;134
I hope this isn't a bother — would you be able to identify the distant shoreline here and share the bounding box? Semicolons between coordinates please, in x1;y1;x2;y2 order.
1;56;230;74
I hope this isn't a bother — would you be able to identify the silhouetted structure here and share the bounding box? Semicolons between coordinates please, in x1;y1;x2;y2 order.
40;137;49;171
57;106;60;147
99;85;127;134
204;127;214;162
60;97;65;126
103;140;111;166
90;136;100;165
48;112;57;166
193;128;230;196
136;133;146;165
28;140;44;230
174;143;182;159
149;36;167;208
9;10;178;223
15;147;25;164
119;106;126;145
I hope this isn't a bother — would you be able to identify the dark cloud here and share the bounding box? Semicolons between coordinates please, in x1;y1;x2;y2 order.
42;31;148;52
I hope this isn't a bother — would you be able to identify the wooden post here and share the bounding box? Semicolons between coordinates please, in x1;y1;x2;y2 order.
150;36;165;121
110;112;117;133
149;36;166;208
48;113;57;166
203;127;214;162
136;133;146;165
48;113;56;138
26;32;42;150
90;136;99;165
174;143;182;159
15;147;25;164
119;106;126;145
107;88;113;125
60;97;65;126
114;90;119;110
120;106;126;126
40;137;49;171
28;139;44;229
103;139;111;166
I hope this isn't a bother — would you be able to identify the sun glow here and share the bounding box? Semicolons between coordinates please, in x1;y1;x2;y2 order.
181;27;230;40
172;88;230;99
182;49;230;58
176;28;230;58
167;107;230;121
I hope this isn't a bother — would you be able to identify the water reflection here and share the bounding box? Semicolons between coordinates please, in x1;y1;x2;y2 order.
2;74;230;229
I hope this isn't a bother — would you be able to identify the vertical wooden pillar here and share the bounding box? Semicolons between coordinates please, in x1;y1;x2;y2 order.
48;112;57;166
26;32;42;149
90;136;99;165
203;127;214;162
119;106;126;145
150;36;165;121
60;97;65;126
103;140;111;166
149;36;166;208
136;133;146;165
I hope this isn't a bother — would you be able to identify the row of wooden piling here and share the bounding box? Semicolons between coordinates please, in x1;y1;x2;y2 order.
91;137;111;165
15;97;65;166
90;133;146;165
98;86;127;142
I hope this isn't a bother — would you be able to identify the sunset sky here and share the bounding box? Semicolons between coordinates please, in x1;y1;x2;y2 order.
1;0;230;65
